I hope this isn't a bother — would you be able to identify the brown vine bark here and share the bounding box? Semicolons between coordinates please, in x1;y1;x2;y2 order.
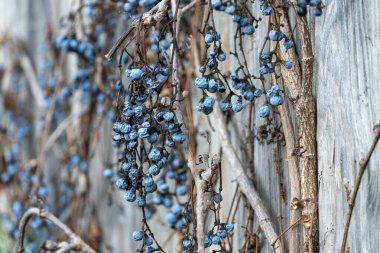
274;3;319;252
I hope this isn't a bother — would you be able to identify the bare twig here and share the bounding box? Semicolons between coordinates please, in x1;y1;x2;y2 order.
340;124;380;253
272;216;304;247
277;79;301;253
43;109;87;152
105;0;170;60
16;207;96;253
19;55;47;109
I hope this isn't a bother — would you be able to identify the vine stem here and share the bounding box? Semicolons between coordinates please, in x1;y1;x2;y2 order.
170;0;207;250
274;1;318;251
16;207;96;253
340;124;380;253
208;100;281;253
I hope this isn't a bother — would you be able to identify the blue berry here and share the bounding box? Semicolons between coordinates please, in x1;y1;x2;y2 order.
165;137;175;147
211;235;221;245
261;52;270;60
226;223;235;232
314;7;323;16
239;17;250;26
132;231;144;241
259;105;270;118
194;77;209;89
145;236;153;246
213;192;223;203
219;100;232;111
163;197;173;208
135;197;145;207
243;90;255;101
232;102;243;112
124;190;136;202
103;168;113;179
149;147;162;161
297;6;307;16
284;61;293;69
159;39;170;50
243;25;255;35
172;131;186;143
165;212;177;224
174;219;185;229
254;89;263;97
267;85;280;97
232;15;241;22
283;39;294;49
225;5;235;14
38;187;48;198
145;183;157;193
115;177;128;189
171;204;183;215
217;52;227;61
269;95;283;106
144;176;155;187
207;79;218;93
205;34;214;44
147;132;159;143
310;0;321;7
183;239;193;249
217;230;228;238
163;111;175;121
126;68;144;81
211;0;222;9
204;235;212;248
124;3;133;12
269;29;284;41
145;246;154;253
203;96;215;108
297;0;308;7
176;185;188;195
260;2;272;15
259;65;270;75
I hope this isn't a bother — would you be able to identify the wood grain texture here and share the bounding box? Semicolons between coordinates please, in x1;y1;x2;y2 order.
314;1;380;252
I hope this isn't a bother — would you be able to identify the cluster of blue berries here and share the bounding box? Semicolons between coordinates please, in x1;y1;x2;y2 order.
211;1;257;36
258;85;284;118
297;0;323;16
1;144;21;184
203;223;234;248
53;37;96;61
149;30;171;53
66;154;90;172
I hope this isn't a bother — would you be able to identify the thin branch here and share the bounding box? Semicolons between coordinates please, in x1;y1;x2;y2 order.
19;55;47;109
272;216;304;247
105;0;170;60
340;124;380;253
16;207;96;253
43;109;87;152
171;0;207;251
277;79;301;253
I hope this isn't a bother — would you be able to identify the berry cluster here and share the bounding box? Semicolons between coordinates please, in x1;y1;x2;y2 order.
297;0;323;16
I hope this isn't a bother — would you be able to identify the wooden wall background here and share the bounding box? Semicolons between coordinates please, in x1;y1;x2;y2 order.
0;0;379;252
